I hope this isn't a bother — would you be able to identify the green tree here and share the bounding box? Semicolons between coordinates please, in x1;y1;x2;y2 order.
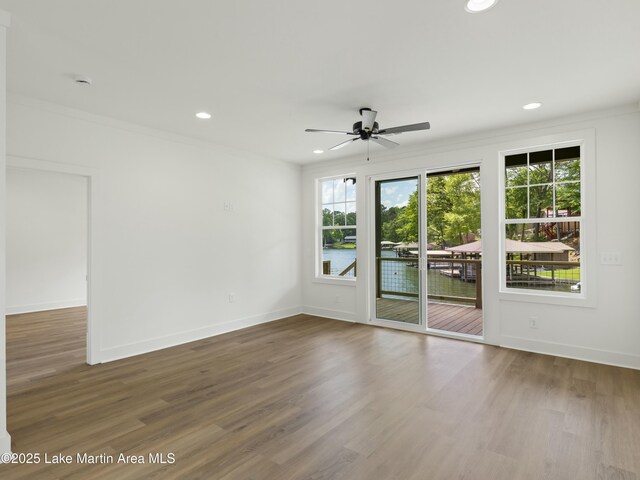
394;191;419;242
555;157;581;215
439;172;481;246
380;205;402;242
426;176;452;245
378;171;482;247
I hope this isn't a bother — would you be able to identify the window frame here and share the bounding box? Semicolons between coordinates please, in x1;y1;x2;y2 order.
315;174;358;284
498;132;596;308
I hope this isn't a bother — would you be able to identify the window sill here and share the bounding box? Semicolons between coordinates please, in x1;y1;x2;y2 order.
312;276;357;287
498;289;596;308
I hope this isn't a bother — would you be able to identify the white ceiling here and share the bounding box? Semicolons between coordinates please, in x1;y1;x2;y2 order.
0;0;639;164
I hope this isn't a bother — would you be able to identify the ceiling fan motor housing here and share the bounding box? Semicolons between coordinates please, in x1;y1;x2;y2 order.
353;121;379;140
305;108;430;151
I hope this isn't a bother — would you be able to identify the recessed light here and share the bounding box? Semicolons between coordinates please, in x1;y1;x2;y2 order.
195;112;212;120
465;0;498;13
313;149;324;154
523;102;542;110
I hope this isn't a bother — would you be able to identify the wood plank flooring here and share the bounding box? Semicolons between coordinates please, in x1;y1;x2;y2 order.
5;307;87;395
376;298;483;336
3;309;640;479
427;303;483;336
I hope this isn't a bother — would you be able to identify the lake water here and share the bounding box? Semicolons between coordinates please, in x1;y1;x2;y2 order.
322;248;358;276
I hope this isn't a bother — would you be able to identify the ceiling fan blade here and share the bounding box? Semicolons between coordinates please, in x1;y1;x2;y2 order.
361;109;378;131
329;138;360;151
371;136;399;149
305;129;356;135
378;121;431;135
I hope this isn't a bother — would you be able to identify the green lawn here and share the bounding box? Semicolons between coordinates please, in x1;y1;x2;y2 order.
331;243;356;249
537;267;580;280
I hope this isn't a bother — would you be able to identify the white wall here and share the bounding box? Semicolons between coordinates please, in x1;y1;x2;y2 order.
0;7;10;455
6;168;87;314
6;95;302;363
301;106;640;369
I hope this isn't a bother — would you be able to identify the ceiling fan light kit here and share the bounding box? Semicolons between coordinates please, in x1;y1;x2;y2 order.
305;107;431;159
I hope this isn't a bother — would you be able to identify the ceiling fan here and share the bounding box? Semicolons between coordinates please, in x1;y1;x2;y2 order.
305;107;431;151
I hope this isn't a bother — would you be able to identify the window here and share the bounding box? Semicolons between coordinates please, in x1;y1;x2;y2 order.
502;145;582;296
319;177;356;278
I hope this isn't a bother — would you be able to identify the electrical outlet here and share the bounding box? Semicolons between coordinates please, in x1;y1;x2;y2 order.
529;316;538;329
600;252;622;265
228;293;235;303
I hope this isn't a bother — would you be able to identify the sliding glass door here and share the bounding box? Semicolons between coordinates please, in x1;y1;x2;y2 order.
373;175;423;326
425;168;483;337
370;167;484;338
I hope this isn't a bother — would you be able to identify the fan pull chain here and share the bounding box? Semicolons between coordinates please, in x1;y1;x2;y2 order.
367;140;370;162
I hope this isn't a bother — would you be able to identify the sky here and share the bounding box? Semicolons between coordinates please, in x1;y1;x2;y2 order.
321;177;417;209
380;179;417;208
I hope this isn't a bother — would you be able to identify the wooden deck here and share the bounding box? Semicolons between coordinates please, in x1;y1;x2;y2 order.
376;297;483;336
428;302;483;336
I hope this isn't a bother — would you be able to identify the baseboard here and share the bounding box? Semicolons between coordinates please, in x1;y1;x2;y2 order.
99;306;303;363
301;306;358;323
501;335;640;370
0;430;11;456
5;299;86;315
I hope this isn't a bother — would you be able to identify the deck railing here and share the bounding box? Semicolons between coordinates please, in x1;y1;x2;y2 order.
339;260;357;277
324;257;577;305
377;257;483;309
505;259;580;290
322;259;357;277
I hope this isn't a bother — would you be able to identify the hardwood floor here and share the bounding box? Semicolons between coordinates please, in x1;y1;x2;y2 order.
6;307;87;395
3;309;640;479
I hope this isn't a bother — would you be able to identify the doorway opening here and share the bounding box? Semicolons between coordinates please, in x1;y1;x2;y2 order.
5;165;92;397
371;166;483;339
